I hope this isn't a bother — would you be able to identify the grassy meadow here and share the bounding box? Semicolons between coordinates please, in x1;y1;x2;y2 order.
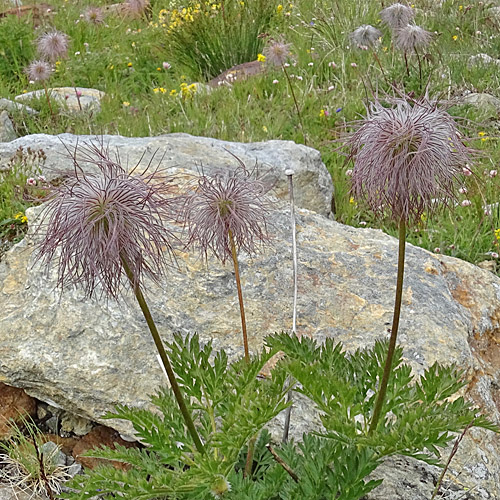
0;0;499;270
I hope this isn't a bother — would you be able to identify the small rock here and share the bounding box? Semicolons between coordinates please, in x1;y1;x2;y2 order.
467;53;500;68
461;93;500;114
72;425;137;470
40;441;66;467
0;382;36;439
15;87;105;114
208;60;265;87
0;98;38;115
477;260;497;273
60;412;94;436
0;111;17;143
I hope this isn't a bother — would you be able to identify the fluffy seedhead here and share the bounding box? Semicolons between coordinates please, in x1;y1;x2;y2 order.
263;39;292;67
380;2;414;30
84;6;105;24
345;98;472;223
394;24;432;52
37;30;70;62
350;25;382;50
177;159;273;264
25;60;52;82
35;140;177;299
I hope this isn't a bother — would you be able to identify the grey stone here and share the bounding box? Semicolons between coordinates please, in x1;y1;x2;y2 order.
40;441;66;467
60;412;93;436
0;487;43;500
15;87;105;114
0;133;334;217
467;53;500;68
0;138;499;495
0;112;16;143
461;92;500;114
0;98;38;116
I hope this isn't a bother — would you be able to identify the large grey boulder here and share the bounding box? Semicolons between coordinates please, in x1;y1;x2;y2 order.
0;136;499;497
0;133;334;218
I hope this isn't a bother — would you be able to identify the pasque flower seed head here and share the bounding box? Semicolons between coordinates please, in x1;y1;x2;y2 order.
394;24;432;52
345;98;472;223
37;30;70;62
25;60;52;82
177;160;273;263
380;2;414;30
350;25;382;49
35;140;177;298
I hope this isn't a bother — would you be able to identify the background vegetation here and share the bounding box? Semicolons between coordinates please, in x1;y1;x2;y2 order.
0;0;499;271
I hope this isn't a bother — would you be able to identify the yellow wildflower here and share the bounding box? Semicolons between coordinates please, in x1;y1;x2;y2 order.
277;4;283;13
257;53;266;62
262;125;268;133
122;101;130;107
452;35;458;41
495;228;500;241
153;87;160;93
478;131;486;137
319;109;326;118
127;62;133;67
170;89;177;96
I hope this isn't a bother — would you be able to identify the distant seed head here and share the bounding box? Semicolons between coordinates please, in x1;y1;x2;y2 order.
263;39;292;67
84;6;104;24
37;30;70;62
394;24;432;52
380;2;414;30
35;140;177;299
350;25;382;50
25;60;52;82
177;160;273;263
345;98;472;223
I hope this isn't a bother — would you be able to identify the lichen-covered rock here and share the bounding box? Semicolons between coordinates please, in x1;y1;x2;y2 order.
0;133;334;217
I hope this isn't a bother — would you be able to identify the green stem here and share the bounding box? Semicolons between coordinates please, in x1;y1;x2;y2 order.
282;65;307;146
42;82;55;118
369;219;406;434
228;229;250;364
120;254;205;455
244;434;257;478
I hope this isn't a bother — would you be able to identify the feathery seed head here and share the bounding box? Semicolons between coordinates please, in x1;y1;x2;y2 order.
345;98;472;223
394;24;432;52
84;6;104;24
263;39;292;67
178;160;273;263
25;60;52;82
380;2;414;30
37;30;70;62
35;140;177;298
350;25;382;49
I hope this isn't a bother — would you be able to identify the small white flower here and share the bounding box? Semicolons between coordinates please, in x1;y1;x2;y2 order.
296;75;303;81
461;199;472;207
308;62;314;66
272;79;279;84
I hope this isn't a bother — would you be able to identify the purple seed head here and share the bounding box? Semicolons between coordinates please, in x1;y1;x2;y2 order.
84;6;104;24
350;25;382;49
263;39;292;67
25;60;52;82
380;2;415;30
394;24;432;52
35;140;177;299
345;98;472;224
177;159;273;263
37;30;70;62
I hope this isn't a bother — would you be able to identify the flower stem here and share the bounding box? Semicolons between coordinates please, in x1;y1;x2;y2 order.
282;65;307;146
228;228;250;364
369;219;406;434
120;254;205;455
42;82;55;118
